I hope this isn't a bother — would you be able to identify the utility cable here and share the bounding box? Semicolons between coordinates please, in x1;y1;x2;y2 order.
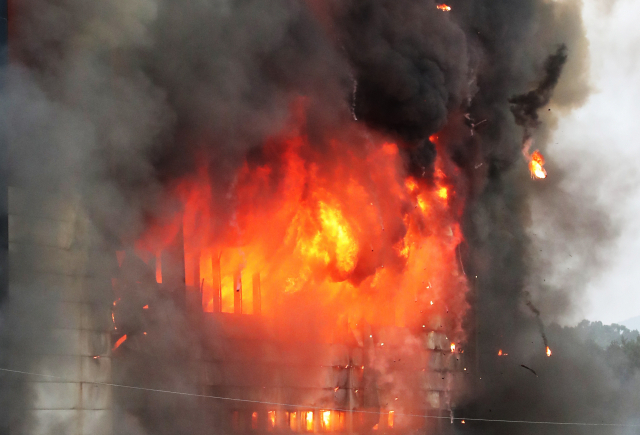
0;367;638;428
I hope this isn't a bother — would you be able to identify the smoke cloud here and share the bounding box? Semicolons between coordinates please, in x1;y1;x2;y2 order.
1;0;637;434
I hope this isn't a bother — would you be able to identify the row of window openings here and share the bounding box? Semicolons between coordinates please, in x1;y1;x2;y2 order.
153;251;261;315
232;410;395;432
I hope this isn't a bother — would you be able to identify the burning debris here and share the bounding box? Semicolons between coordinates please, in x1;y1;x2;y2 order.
529;150;547;179
526;297;552;357
112;334;128;352
436;4;452;12
520;365;538;377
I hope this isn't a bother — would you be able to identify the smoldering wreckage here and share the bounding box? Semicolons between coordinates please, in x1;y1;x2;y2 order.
0;0;639;434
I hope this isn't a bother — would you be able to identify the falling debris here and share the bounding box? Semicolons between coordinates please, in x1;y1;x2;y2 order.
436;4;452;11
525;296;552;356
520;365;538;377
112;334;128;351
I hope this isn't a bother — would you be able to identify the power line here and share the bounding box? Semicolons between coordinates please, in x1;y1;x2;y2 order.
0;366;638;428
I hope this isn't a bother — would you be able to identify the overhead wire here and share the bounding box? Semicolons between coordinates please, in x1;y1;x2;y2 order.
0;366;638;428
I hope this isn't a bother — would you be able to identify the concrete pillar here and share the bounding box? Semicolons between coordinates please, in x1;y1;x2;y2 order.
233;271;242;314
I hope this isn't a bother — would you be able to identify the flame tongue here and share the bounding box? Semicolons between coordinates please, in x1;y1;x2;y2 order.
436;4;452;11
546;346;552;357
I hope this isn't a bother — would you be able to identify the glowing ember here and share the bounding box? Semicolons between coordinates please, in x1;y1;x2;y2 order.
388;411;394;428
546;346;552;357
437;4;452;11
112;334;127;351
142;305;149;309
461;420;466;424
450;343;456;352
529;150;547;179
252;412;258;430
498;349;502;356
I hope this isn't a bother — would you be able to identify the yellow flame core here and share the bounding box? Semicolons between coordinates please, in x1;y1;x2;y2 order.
546;346;552;357
268;411;276;429
305;411;314;431
450;343;456;352
321;411;331;430
318;202;358;273
437;186;448;200
437;4;452;11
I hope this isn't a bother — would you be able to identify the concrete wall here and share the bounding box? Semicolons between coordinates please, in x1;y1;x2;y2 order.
9;187;114;435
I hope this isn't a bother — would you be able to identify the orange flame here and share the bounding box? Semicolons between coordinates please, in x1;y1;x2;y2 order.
388;411;395;428
450;343;456;352
268;411;276;430
437;4;452;11
305;411;314;431
529;150;547;179
134;103;469;343
546;346;552;357
112;334;127;351
155;252;162;283
498;349;502;356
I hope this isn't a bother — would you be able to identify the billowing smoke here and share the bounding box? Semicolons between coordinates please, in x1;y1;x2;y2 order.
1;0;638;434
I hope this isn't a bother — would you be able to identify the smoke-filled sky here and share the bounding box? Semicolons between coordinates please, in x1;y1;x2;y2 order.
552;0;640;325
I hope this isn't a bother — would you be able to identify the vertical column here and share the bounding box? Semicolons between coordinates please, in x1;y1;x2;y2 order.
212;254;221;313
252;273;261;315
233;271;242;314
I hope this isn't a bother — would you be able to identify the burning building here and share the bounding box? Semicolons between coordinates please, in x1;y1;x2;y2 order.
1;0;609;434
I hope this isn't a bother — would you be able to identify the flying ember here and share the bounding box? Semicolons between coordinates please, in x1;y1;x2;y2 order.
436;4;452;11
546;346;552;357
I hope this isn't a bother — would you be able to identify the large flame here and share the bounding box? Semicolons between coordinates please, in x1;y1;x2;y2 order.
135;104;469;340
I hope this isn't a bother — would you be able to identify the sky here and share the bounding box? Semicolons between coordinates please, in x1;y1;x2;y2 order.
552;0;640;325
